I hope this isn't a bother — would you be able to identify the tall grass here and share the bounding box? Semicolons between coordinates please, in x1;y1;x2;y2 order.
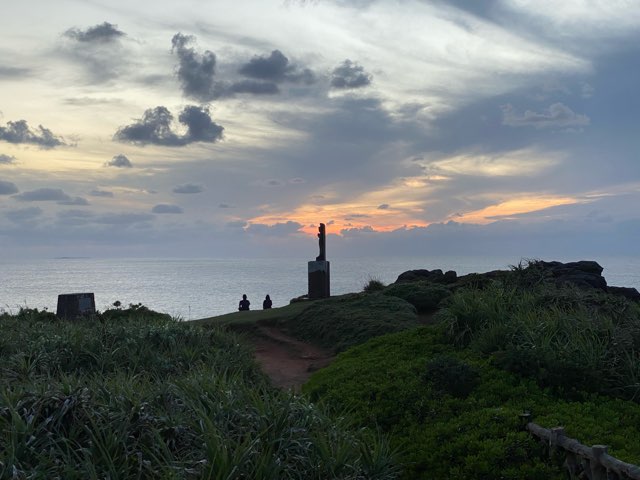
0;308;400;478
438;280;640;400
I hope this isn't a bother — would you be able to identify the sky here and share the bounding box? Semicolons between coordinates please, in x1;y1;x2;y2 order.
1;0;639;259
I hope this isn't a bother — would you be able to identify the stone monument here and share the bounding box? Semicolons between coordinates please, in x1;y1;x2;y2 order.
56;292;96;320
308;223;330;299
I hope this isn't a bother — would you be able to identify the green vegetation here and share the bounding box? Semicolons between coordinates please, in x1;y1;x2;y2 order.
0;307;399;479
304;326;640;479
301;261;640;479
282;293;419;352
438;278;640;400
363;277;386;293
382;281;451;313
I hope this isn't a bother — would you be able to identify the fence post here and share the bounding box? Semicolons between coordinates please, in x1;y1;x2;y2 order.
549;427;565;458
519;412;531;431
590;445;608;480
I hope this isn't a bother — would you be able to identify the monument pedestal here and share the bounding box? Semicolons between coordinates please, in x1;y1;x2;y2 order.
56;293;96;320
308;260;330;299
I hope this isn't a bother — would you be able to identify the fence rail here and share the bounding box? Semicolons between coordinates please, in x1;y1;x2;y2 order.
520;413;640;480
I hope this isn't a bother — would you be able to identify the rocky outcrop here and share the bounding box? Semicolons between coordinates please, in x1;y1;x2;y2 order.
607;286;640;302
394;260;640;302
535;260;607;290
395;269;457;284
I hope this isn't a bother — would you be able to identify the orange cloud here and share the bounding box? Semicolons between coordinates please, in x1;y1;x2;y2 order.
452;195;581;224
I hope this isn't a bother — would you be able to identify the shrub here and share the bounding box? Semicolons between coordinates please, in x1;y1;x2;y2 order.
439;281;640;400
304;326;640;479
424;355;479;398
284;293;418;352
383;282;451;313
364;276;386;293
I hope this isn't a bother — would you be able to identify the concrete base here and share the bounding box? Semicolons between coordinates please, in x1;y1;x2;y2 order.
308;260;330;299
56;293;96;320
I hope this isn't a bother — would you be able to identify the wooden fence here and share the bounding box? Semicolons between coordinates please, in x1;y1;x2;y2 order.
520;413;640;480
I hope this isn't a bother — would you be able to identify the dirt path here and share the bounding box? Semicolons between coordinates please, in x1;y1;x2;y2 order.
249;326;335;391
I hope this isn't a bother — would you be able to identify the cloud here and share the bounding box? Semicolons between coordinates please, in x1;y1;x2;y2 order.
581;82;595;98
244;221;303;236
171;33;218;101
114;105;224;146
377;203;390;210
5;206;42;223
173;183;203;194
330;60;372;89
0;180;19;195
89;189;114;197
0;154;16;164
64;22;125;43
501;103;590;129
105;154;133;168
229;80;280;95
13;187;87;205
58;196;90;206
238;49;314;84
152;204;184;214
0;119;66;148
219;203;234;208
0;66;30;78
94;213;154;225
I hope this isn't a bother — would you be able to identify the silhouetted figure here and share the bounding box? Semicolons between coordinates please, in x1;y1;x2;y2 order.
238;294;250;311
316;223;326;261
262;294;272;309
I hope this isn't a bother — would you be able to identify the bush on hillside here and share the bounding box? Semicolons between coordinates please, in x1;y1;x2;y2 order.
424;355;479;398
304;326;640;480
284;293;418;352
383;282;451;313
364;277;386;293
437;281;640;400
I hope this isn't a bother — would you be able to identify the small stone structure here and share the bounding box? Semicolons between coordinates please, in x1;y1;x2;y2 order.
308;223;330;299
56;293;96;319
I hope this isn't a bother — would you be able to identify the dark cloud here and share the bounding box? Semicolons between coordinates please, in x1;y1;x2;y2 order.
64;22;125;43
0;180;19;195
377;203;390;210
178;105;224;142
105;154;133;168
173;183;203;194
238;49;314;84
5;206;42;223
171;33;218;101
114;105;223;146
0;154;16;164
229;80;279;95
13;187;87;205
89;189;114;197
152;204;183;214
330;60;372;89
502;103;590;129
218;203;234;208
0;119;66;149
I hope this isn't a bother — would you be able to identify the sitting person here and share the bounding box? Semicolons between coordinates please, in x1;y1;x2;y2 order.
262;294;272;309
238;294;250;311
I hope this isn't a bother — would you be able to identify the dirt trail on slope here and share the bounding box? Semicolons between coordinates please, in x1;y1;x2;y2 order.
248;325;335;392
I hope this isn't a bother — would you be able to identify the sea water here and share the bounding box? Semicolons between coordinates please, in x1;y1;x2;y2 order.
1;256;639;320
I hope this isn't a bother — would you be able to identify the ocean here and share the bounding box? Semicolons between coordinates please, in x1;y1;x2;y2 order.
1;256;639;320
